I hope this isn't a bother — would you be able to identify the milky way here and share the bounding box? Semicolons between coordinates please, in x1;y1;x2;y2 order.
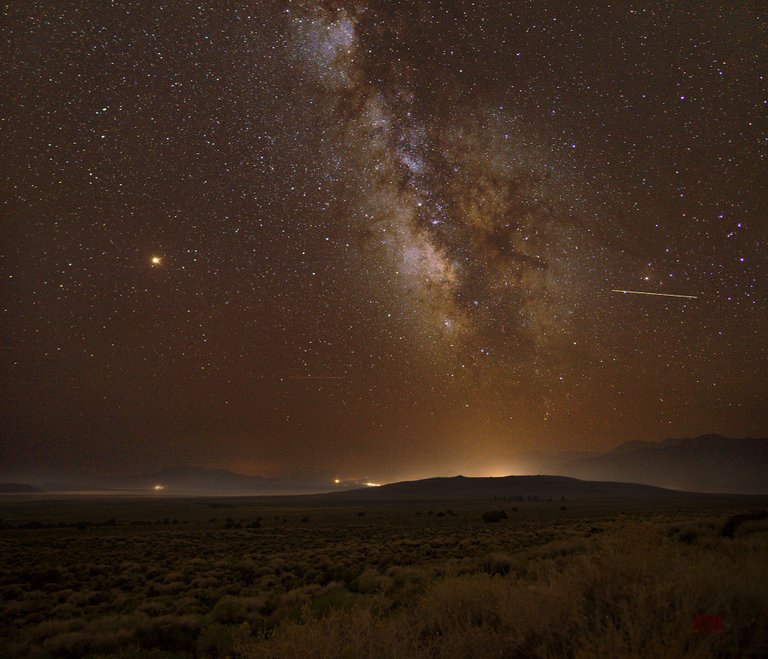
1;1;765;480
291;3;589;371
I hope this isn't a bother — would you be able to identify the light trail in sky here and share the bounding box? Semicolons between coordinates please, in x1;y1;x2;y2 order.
611;289;698;300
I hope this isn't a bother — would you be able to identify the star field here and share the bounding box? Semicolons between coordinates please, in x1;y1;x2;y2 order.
1;1;766;480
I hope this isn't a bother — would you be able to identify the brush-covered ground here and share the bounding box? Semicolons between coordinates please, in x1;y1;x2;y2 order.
0;494;766;658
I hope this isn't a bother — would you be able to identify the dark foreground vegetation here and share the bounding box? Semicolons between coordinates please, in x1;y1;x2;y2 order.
1;495;766;657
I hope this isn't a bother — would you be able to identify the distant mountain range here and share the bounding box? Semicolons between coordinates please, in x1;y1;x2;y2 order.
3;434;764;497
0;467;341;494
324;474;677;501
0;483;41;493
559;434;768;495
113;466;336;493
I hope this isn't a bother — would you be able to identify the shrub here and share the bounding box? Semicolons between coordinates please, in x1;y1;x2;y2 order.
482;553;512;577
678;529;698;544
354;568;388;594
481;510;508;523
2;585;24;600
136;614;200;653
209;596;265;625
721;510;768;538
42;631;93;658
198;622;251;656
309;588;359;617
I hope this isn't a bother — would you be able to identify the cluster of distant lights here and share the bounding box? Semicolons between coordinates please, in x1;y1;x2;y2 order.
151;481;381;491
334;478;381;487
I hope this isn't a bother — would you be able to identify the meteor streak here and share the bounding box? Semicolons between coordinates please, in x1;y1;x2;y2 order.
611;289;698;300
285;375;350;380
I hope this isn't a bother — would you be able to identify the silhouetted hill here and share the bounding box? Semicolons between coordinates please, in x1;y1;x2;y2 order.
0;483;41;493
324;475;677;501
561;434;768;494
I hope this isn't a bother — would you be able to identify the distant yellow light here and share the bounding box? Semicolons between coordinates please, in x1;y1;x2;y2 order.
153;484;165;491
334;479;340;484
363;482;381;487
151;256;162;266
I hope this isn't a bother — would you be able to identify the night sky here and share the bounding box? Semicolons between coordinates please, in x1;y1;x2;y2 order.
2;1;766;482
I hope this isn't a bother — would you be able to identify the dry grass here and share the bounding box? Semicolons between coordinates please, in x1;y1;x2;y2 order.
242;521;768;659
1;498;766;657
